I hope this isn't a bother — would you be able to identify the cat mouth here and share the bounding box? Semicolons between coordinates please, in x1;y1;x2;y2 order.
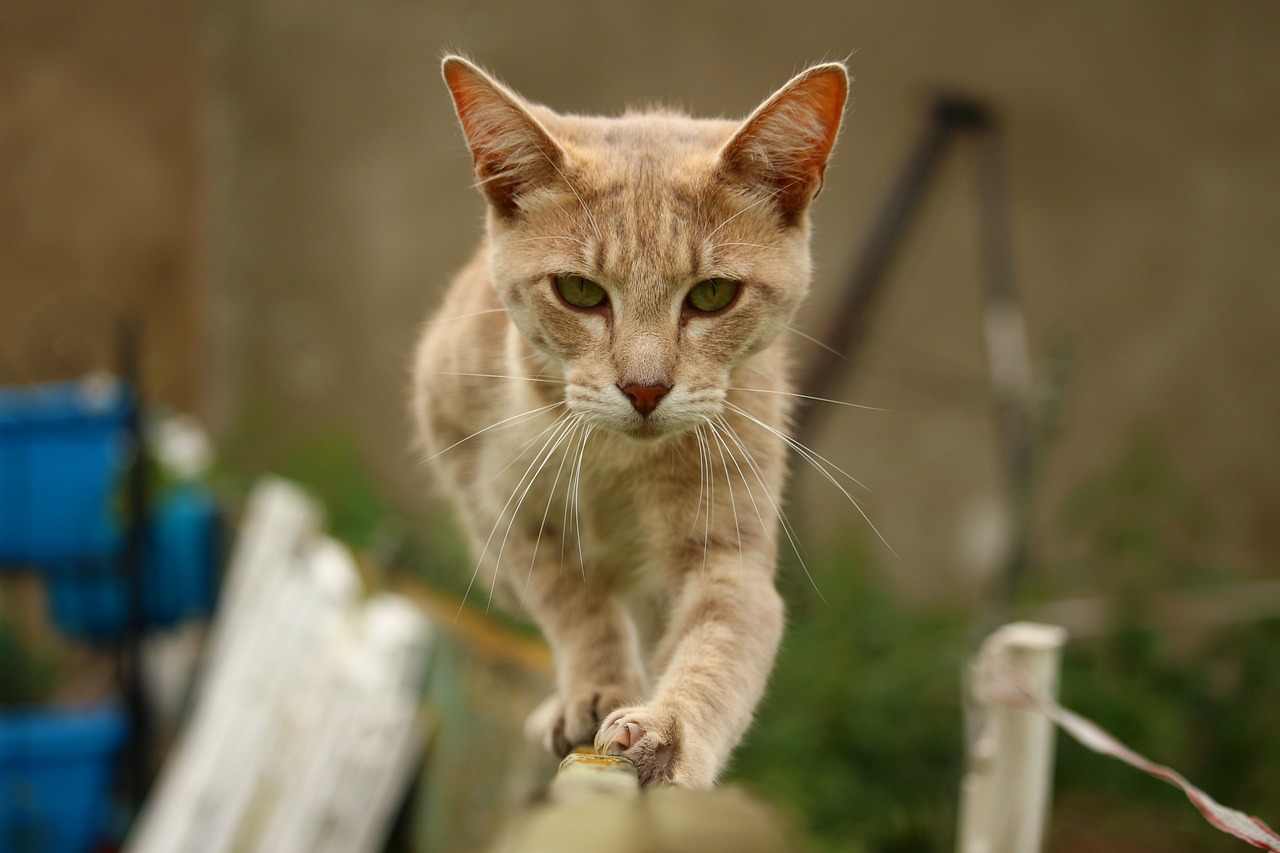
615;410;708;443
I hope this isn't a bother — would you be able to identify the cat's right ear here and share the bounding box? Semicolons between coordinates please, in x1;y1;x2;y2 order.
442;56;564;218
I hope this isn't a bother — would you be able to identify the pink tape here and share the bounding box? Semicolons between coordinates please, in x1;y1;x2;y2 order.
987;664;1280;851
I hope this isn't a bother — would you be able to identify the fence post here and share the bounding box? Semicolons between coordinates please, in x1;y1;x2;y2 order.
957;622;1067;853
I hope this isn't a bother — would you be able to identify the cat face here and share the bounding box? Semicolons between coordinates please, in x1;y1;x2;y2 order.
444;58;847;440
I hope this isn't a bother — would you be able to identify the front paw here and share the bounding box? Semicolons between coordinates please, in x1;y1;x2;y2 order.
525;687;634;758
595;705;712;788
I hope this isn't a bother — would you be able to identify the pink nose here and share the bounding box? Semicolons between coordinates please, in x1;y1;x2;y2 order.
621;383;670;417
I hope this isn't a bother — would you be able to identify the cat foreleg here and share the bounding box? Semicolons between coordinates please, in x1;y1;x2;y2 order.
519;573;646;757
596;566;784;787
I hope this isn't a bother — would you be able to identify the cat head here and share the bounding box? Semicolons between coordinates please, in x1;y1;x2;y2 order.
443;56;847;440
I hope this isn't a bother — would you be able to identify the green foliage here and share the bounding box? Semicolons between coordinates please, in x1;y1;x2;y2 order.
730;436;1279;852
214;412;1277;851
728;538;969;852
0;599;58;706
1047;432;1219;594
1043;438;1280;845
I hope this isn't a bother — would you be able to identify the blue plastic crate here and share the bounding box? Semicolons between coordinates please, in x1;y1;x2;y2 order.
0;380;132;565
46;485;220;640
0;703;127;853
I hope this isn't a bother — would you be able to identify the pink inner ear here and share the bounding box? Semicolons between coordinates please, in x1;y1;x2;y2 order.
721;64;849;223
441;58;563;217
444;62;504;155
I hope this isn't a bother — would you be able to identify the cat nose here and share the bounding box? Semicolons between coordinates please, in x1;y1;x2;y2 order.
621;383;670;417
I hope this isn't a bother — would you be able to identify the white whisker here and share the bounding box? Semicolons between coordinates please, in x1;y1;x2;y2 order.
539;146;602;241
706;422;746;599
568;423;595;580
425;401;561;463
724;401;873;495
420;308;508;326
708;241;782;252
490;415;581;611
725;401;896;556
701;188;782;249
457;411;573;620
728;386;887;412
487;410;578;484
693;425;714;573
522;416;583;608
507;235;589;246
710;416;826;604
785;325;850;364
430;371;565;385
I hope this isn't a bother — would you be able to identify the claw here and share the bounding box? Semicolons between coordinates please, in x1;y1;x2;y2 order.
597;713;645;753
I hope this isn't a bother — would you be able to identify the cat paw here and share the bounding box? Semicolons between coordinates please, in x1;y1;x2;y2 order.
595;705;712;788
525;687;634;758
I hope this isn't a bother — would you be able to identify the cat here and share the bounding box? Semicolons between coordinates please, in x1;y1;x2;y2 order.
412;55;847;788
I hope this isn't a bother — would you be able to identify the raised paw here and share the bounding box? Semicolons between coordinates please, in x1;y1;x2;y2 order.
525;686;634;758
595;705;711;788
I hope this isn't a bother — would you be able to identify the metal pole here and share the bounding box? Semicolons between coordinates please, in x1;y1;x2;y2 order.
797;94;991;442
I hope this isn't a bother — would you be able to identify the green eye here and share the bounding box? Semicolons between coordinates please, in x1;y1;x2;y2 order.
687;278;740;313
554;274;607;309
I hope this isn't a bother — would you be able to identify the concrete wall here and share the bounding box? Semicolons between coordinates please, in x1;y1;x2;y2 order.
1;0;203;411
8;0;1278;595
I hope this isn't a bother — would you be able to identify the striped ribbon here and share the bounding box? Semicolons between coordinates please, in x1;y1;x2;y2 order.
984;663;1280;851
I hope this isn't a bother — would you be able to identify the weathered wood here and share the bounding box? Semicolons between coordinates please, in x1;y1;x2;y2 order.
125;479;432;853
957;622;1067;853
495;748;798;853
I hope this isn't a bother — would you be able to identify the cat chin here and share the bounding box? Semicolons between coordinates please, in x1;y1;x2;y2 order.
604;417;705;444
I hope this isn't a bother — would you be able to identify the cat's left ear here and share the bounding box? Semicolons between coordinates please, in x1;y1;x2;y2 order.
718;63;849;225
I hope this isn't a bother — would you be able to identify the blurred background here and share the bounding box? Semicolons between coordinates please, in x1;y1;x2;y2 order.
3;1;1278;851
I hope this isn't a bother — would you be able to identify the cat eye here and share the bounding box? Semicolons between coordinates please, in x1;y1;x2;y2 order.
687;278;740;313
554;274;608;310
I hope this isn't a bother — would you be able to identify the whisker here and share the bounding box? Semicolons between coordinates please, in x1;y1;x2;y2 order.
707;241;782;252
570;424;595;579
690;426;707;536
724;401;871;493
785;325;850;364
701;187;782;250
424;401;561;463
522;416;582;608
692;425;714;573
489;415;581;611
456;411;574;620
728;386;887;412
430;371;566;385
725;402;896;556
538;145;602;241
486;411;576;484
706;422;746;599
420;308;508;326
710;417;827;605
506;235;589;246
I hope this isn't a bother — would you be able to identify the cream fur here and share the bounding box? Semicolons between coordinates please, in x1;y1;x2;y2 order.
413;56;847;787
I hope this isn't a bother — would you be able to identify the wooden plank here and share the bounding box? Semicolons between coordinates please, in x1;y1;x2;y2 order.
126;480;432;853
957;622;1067;853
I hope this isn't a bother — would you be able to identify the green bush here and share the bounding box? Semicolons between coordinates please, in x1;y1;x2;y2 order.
730;436;1279;852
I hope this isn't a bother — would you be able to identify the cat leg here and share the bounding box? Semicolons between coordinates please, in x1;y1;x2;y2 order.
596;567;784;787
520;572;646;757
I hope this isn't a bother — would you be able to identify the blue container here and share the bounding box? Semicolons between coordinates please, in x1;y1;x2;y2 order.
46;485;220;640
0;703;127;853
0;381;131;565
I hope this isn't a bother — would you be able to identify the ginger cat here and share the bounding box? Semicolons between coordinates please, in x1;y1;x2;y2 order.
413;55;847;787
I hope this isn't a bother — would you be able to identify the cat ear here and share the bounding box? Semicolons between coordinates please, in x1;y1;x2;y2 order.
718;63;849;224
442;55;565;217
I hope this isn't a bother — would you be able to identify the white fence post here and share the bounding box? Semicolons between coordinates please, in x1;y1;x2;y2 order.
957;622;1067;853
124;479;432;853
